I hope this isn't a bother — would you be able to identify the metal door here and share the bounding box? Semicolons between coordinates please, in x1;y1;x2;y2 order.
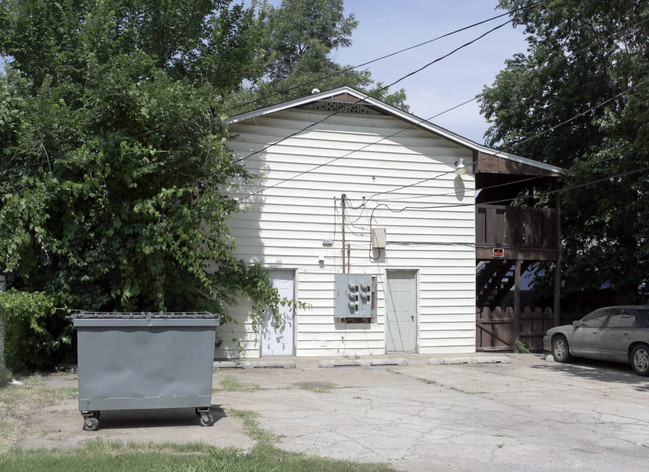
570;308;611;358
261;270;295;356
385;270;418;353
598;309;636;362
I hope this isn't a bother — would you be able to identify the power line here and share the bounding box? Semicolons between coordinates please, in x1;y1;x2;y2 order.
366;164;649;218
230;17;520;200
234;75;649;204
360;162;649;254
233;17;516;165
506;78;649;152
222;1;548;116
229;14;649;203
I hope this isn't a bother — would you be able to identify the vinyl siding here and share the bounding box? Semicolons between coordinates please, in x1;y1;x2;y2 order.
217;107;476;358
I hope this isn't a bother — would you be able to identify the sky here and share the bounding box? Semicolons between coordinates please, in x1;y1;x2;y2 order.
331;0;530;144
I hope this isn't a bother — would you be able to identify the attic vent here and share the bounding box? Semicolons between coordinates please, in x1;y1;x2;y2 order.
302;102;381;115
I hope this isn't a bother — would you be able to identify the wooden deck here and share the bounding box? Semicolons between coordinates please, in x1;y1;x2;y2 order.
475;204;559;261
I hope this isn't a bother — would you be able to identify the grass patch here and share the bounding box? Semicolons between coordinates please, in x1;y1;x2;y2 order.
0;437;397;472
296;383;335;394
216;376;263;393
228;409;279;444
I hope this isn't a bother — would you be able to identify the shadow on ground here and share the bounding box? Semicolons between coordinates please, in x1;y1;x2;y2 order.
88;405;227;430
531;357;649;390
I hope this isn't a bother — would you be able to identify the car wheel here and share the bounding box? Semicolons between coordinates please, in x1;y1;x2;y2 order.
631;344;649;376
552;335;573;363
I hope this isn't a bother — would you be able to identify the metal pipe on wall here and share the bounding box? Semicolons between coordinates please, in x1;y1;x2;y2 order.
341;194;346;273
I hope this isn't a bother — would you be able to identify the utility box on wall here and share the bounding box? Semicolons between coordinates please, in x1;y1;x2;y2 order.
335;273;372;320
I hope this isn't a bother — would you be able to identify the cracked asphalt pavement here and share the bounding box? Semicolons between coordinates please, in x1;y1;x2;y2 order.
16;353;649;471
214;354;649;472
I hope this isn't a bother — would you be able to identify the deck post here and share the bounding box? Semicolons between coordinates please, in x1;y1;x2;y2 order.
553;195;562;326
514;259;521;350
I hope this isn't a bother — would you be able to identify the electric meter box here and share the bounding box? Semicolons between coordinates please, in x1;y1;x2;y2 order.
335;273;372;319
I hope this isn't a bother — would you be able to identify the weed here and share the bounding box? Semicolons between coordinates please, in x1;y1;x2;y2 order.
228;409;278;444
416;377;486;395
215;376;262;393
449;386;487;395
516;341;531;354
296;382;335;393
417;377;438;385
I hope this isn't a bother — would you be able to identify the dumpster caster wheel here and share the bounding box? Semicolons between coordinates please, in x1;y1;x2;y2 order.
83;417;99;432
200;413;214;427
90;411;100;419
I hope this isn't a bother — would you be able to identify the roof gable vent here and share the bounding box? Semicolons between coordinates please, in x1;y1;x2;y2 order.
301;101;382;116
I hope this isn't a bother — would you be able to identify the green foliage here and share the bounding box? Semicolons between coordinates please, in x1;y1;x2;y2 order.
258;0;358;81
217;375;263;392
0;290;71;373
479;0;649;302
515;340;531;354
0;0;282;316
226;0;409;114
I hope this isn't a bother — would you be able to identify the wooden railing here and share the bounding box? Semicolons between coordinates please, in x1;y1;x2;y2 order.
476;205;559;260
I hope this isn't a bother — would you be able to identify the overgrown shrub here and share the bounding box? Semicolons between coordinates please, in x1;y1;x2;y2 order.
0;290;72;373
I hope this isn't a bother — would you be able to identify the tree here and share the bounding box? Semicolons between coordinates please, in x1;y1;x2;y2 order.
479;0;649;302
260;0;357;81
226;0;409;113
0;0;282;317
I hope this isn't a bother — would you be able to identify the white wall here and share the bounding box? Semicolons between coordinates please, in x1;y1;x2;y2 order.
218;107;476;358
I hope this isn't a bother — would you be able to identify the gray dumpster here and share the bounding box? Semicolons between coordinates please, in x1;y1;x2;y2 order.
71;312;219;431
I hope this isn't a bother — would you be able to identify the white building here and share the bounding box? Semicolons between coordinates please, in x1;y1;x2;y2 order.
218;87;561;358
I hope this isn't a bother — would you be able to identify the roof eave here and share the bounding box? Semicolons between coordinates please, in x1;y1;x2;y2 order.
227;86;564;175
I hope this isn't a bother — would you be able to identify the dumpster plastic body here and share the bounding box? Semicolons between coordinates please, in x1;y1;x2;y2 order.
71;312;219;431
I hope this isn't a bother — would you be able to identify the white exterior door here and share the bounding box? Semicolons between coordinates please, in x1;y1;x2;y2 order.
261;270;295;356
385;270;418;353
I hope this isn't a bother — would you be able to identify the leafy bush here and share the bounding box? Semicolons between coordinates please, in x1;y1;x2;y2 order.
0;290;72;373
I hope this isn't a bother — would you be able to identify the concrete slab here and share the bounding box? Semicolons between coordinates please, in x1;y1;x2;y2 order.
214;360;296;369
318;358;409;368
427;355;511;365
12;353;649;472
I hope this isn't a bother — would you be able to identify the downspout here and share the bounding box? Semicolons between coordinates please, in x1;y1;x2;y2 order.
341;194;346;273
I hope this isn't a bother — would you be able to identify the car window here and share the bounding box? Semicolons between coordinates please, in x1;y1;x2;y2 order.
605;310;636;329
634;309;649;326
580;309;611;328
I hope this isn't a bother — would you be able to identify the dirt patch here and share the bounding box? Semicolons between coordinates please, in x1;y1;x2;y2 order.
2;373;254;452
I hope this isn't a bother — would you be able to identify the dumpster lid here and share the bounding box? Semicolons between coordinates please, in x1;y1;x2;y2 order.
69;311;219;320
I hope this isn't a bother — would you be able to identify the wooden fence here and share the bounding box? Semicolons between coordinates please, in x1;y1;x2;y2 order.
476;306;582;352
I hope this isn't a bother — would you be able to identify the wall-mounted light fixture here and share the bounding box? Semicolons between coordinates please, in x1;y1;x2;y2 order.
455;158;467;175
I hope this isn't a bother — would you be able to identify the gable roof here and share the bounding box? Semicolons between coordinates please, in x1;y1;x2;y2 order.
227;86;563;176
